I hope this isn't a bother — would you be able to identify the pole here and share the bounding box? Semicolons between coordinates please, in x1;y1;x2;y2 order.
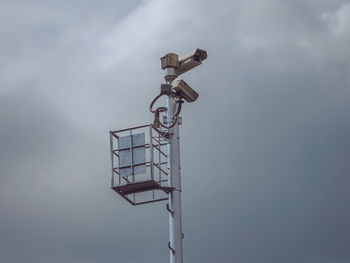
167;93;183;263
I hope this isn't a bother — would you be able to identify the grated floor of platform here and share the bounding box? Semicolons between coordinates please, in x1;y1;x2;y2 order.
111;180;174;196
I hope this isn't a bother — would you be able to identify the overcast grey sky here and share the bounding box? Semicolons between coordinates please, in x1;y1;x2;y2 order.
1;0;350;262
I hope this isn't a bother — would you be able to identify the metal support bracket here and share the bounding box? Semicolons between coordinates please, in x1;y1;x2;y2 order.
151;125;171;139
166;203;174;215
168;242;175;255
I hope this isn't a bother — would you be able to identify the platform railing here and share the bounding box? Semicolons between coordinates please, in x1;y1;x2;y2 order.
110;124;172;205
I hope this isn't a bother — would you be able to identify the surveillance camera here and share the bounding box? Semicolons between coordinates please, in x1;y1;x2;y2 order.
177;48;207;75
172;79;199;103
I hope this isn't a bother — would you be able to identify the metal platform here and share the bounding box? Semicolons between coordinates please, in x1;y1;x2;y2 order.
111;180;174;206
112;180;174;196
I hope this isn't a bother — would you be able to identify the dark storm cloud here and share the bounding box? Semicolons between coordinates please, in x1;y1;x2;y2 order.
0;87;76;177
1;0;350;263
178;1;350;262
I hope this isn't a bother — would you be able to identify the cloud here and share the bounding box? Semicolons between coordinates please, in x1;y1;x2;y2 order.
1;0;350;263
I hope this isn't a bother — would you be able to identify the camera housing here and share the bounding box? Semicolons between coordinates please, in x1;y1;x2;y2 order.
177;48;207;75
172;79;199;103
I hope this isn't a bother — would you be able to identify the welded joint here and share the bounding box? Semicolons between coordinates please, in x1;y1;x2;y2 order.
166;203;174;215
168;242;175;255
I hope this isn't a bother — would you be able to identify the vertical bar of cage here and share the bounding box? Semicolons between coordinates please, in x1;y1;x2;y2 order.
158;129;161;184
129;129;135;203
109;132;114;187
118;135;121;185
149;125;155;200
129;129;134;182
149;125;154;181
117;135;121;185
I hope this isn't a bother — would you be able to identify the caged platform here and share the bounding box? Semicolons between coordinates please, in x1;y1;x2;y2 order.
110;124;173;205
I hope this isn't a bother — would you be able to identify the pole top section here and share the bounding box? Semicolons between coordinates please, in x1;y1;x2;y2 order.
161;53;179;82
161;53;179;69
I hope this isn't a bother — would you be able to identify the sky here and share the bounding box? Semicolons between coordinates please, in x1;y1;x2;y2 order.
1;0;350;262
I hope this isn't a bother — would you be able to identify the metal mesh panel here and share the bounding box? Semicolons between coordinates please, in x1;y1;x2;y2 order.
118;133;146;177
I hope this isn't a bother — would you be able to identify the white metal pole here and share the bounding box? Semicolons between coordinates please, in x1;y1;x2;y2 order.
167;93;183;263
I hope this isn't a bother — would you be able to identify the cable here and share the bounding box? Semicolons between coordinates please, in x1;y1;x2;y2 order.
150;93;166;113
150;91;184;130
165;99;183;129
